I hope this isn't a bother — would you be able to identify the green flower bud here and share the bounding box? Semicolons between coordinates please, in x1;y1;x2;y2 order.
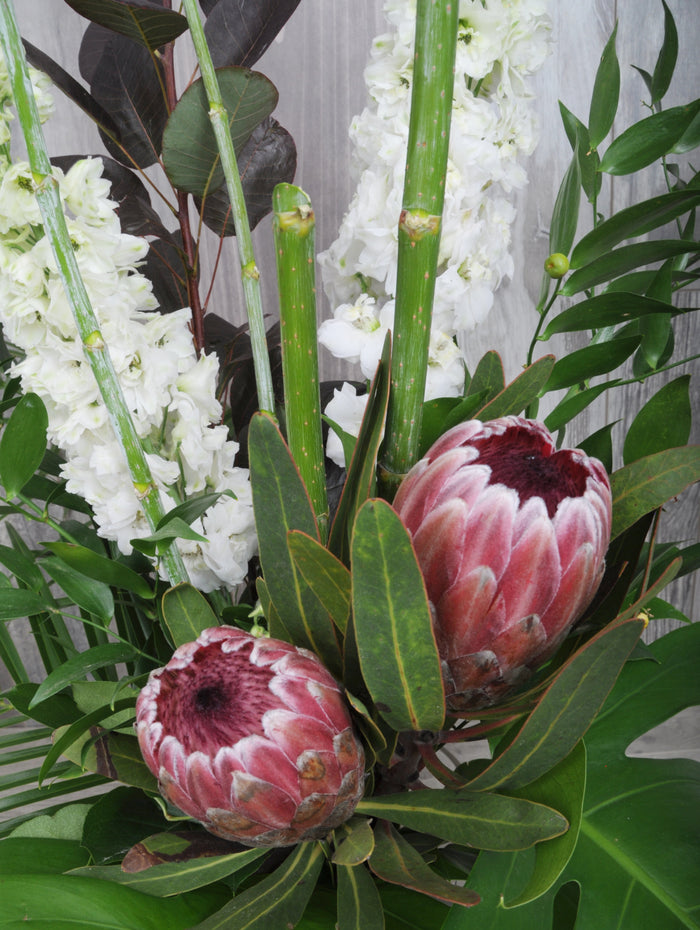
544;253;569;279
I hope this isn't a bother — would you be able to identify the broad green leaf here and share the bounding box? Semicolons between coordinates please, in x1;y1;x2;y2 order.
64;0;188;51
544;383;620;434
419;396;461;455
5;683;80;728
57;727;156;792
474;356;555;421
162;68;278;197
599;99;700;174
379;883;450;930
333;817;375;866
561;239;700;296
43;541;154;600
328;334;390;564
623;376;692;464
570;189;700;268
441;390;490;434
651;0;679;105
610;445;700;539
549;148;581;256
465;619;644;793
40;556;114;622
357;790;568;852
71;847;267;896
191;839;323;930
0;873;222;929
540;293;676;339
351;499;445;732
505;742;587;908
0;392;48;499
543;336;640;392
369;821;479;907
161;583;219;647
588;24;619;149
29;644;139;707
337;862;385;930
0;587;51;620
248;414;342;673
0;836;90;874
287;530;351;635
81;786;167;864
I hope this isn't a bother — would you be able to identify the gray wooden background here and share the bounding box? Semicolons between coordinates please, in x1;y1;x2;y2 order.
3;0;699;691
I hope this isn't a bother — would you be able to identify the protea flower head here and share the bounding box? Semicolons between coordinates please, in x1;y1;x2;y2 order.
136;626;365;847
393;417;612;712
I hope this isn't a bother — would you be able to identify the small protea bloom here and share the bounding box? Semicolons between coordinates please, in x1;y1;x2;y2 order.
393;417;612;711
136;627;365;847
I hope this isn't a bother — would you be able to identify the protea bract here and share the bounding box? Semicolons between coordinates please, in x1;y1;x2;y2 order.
393;417;612;711
136;627;365;847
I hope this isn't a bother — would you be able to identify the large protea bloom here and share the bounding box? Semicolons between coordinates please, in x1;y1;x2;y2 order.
136;627;365;847
393;417;612;711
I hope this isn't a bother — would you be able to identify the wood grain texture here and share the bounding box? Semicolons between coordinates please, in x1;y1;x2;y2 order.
2;1;698;689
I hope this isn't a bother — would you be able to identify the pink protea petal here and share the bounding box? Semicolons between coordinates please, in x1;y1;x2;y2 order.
230;771;298;829
270;674;349;734
186;750;229;812
218;735;300;801
457;484;518;581
263;709;336;761
540;542;600;640
296;749;342;796
498;514;561;623
436;566;499;658
413;499;470;601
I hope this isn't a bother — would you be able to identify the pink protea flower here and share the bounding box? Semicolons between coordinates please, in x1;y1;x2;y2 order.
393;417;612;712
136;627;365;847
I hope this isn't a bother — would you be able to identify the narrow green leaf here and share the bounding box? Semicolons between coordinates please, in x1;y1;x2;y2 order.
623;376;692;464
64;0;188;51
561;239;700;296
161;583;219;647
465;619;644;793
351;499;445;732
549;148;581;256
474;356;556;420
0;392;48;499
570;189;700;268
369;821;479;907
544;383;620;434
248;413;342;674
30;644;139;707
505;742;587;907
357;790;568;852
43;542;154;600
543;337;641;392
599;99;700;174
287;531;351;635
162;67;278;197
611;446;700;539
191;840;323;930
0;542;46;591
130;518;207;556
588;24;619;148
651;0;679;105
466;350;505;401
156;491;234;531
337;862;385;930
40;557;114;622
0;587;51;620
0;873;221;929
441;390;490;434
559;102;601;204
540;293;676;339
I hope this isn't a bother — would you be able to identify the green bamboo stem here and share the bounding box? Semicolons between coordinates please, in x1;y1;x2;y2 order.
273;183;329;539
180;0;275;417
0;0;189;587
379;0;459;498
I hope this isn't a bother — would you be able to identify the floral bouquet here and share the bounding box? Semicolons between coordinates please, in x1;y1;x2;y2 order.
0;1;698;928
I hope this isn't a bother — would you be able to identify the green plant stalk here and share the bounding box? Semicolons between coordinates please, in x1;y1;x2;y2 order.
181;0;275;416
273;184;329;539
379;0;459;498
0;1;189;587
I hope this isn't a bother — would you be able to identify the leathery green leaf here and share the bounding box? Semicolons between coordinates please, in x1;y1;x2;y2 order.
337;862;384;930
369;820;479;907
287;530;351;635
611;446;700;539
351;498;445;732
0;392;48;500
191;839;323;930
333;817;375;866
623;376;692;464
474;356;555;420
248;413;342;675
357;790;568;851
465;619;644;793
161;583;218;647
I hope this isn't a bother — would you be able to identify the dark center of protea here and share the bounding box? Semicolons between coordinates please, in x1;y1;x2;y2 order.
471;425;588;518
156;640;284;757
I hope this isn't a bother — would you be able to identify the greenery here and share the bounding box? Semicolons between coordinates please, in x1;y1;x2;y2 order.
0;1;698;928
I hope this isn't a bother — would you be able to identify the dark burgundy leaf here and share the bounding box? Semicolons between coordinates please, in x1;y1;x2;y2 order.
198;0;219;15
79;22;115;84
143;232;192;312
196;117;296;235
204;0;302;68
23;39;119;138
90;32;168;168
64;0;187;52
